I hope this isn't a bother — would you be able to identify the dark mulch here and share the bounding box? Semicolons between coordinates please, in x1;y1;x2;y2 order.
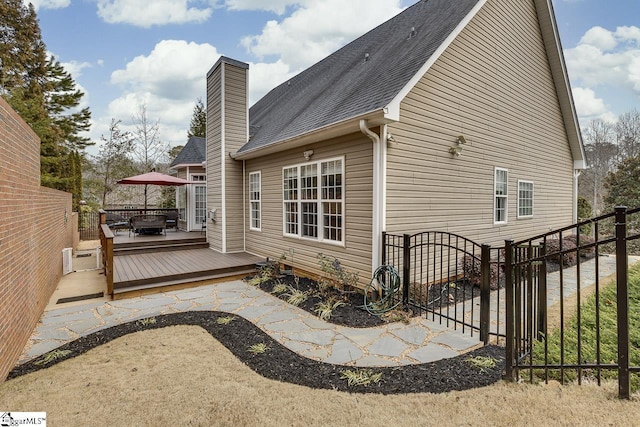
9;274;507;393
255;275;386;328
9;311;505;394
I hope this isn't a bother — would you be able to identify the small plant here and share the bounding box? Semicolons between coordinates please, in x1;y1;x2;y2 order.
466;356;497;372
246;270;274;287
247;343;269;354
314;297;346;320
340;369;383;387
216;316;235;325
137;317;157;327
271;281;289;295
34;349;72;366
284;286;311;306
317;253;359;292
381;308;413;324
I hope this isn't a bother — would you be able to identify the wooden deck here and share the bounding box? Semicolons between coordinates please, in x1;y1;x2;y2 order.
109;231;262;298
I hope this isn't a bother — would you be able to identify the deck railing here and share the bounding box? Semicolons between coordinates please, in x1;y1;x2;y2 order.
99;211;114;295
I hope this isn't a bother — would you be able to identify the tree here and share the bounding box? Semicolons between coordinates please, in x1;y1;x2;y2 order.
94;119;135;207
603;155;640;212
0;0;92;190
44;57;92;151
131;104;168;172
579;120;617;215
131;104;169;209
188;98;206;138
616;109;640;161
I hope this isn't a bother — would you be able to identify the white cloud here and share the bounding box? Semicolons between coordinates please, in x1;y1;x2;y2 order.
566;26;640;89
247;60;296;105
25;0;70;10
579;26;617;51
224;0;296;14
97;0;212;28
61;60;93;79
572;87;616;123
108;40;220;147
241;0;404;69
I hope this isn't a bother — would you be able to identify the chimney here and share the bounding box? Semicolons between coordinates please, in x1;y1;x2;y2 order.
206;57;249;253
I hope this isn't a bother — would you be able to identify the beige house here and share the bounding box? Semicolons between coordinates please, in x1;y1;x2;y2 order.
204;0;586;285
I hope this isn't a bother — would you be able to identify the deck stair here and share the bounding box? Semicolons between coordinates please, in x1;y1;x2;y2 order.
112;245;261;298
114;237;208;256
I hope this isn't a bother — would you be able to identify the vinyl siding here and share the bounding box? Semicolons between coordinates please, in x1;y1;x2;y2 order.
224;64;248;252
206;66;223;251
245;133;374;286
386;0;574;247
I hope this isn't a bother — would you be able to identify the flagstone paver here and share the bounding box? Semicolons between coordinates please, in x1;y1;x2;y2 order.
18;256;619;368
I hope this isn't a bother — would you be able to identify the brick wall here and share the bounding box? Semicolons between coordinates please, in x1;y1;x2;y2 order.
0;97;74;381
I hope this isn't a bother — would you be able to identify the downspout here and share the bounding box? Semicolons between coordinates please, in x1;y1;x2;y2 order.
360;119;385;275
573;169;581;223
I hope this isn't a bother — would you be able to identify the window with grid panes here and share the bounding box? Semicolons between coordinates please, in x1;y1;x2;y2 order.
282;157;343;244
249;172;261;230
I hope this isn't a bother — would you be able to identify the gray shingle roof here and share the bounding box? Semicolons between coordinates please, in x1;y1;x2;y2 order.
240;0;480;154
170;136;206;167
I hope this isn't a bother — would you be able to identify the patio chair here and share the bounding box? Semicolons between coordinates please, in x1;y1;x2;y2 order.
165;211;179;231
106;213;131;235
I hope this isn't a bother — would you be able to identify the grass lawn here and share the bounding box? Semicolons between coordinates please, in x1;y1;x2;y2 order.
0;326;638;426
532;261;640;390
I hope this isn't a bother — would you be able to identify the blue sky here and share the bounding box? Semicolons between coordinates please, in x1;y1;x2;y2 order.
28;0;640;154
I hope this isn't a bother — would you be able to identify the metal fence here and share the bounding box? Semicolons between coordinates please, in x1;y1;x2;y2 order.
78;210;100;241
382;231;506;344
505;206;640;399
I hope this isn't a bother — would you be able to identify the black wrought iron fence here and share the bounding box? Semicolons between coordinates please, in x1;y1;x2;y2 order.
505;206;640;399
78;210;100;241
382;231;505;343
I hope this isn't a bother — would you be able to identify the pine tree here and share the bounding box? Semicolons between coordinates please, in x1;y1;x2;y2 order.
0;0;92;190
188;98;206;138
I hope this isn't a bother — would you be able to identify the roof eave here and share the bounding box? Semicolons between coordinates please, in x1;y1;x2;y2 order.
534;0;587;169
170;162;206;169
232;109;394;160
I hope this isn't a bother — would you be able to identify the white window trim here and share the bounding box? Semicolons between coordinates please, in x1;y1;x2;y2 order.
249;171;261;232
281;156;345;246
494;167;508;225
517;180;534;219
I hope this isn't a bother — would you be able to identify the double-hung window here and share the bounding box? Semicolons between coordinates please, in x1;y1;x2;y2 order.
283;157;344;244
249;172;261;230
518;180;534;218
494;167;508;224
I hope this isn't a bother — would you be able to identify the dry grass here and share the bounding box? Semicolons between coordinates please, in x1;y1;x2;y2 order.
0;326;638;426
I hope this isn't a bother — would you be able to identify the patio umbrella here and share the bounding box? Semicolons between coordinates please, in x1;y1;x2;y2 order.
117;171;190;210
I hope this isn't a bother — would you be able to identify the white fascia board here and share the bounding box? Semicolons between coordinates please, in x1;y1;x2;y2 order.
221;62;227;253
384;0;487;122
534;0;586;166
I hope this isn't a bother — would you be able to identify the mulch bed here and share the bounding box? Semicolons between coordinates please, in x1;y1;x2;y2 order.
8;311;505;394
9;274;506;394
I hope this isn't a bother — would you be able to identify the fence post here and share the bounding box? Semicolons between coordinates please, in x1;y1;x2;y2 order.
615;206;630;399
381;232;387;266
402;234;411;306
504;239;516;381
480;244;491;345
537;243;547;341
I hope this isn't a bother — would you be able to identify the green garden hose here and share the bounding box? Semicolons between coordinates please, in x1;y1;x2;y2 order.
361;265;402;315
